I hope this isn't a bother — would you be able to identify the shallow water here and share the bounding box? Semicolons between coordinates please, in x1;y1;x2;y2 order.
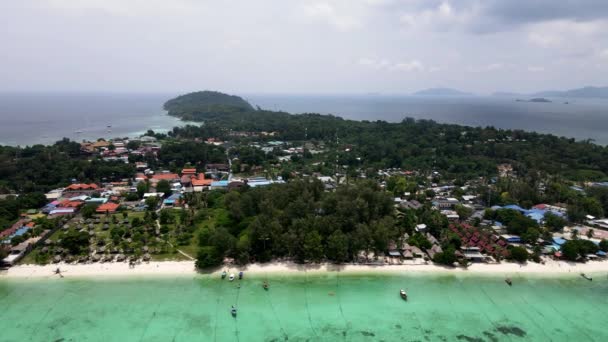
0;273;607;341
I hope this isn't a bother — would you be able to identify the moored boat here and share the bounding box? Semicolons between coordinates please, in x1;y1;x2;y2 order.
221;271;227;279
505;278;512;286
263;281;269;290
231;306;237;317
229;273;235;281
239;271;243;279
581;273;593;281
400;289;407;301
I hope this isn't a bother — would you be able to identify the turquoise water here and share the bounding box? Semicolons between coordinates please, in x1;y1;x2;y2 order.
1;273;607;341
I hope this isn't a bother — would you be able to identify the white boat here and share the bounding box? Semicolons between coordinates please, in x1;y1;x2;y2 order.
400;289;407;300
229;273;235;281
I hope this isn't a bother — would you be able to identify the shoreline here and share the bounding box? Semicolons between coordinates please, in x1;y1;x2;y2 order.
2;259;608;280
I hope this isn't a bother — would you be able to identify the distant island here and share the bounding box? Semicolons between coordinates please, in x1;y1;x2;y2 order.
163;90;255;121
411;88;474;96
516;98;552;103
495;86;608;99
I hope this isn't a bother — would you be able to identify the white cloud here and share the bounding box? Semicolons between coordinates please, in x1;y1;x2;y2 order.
359;58;426;72
302;2;361;31
527;19;608;48
392;60;424;72
527;66;545;72
466;63;504;73
45;0;201;16
600;49;608;59
399;1;477;32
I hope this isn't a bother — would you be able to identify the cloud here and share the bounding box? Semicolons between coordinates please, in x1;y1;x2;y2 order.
45;0;201;16
466;63;504;73
392;60;424;72
399;1;476;32
358;57;426;72
601;49;608;59
526;19;608;49
302;2;361;31
527;66;545;72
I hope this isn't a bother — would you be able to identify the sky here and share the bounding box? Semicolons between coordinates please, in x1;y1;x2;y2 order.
1;0;608;94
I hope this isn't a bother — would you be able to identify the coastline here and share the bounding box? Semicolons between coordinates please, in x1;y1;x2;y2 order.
3;259;608;280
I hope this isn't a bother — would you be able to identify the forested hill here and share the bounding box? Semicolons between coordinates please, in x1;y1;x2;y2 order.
163;91;255;121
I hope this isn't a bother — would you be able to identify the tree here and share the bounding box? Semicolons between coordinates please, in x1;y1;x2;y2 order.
508;246;529;263
433;246;456;266
137;181;149;198
80;204;97;219
145;196;159;210
544;213;567;232
60;230;89;255
196;246;223;268
455;204;473;220
599;239;608;252
326;230;349;263
303;230;324;262
156;180;172;196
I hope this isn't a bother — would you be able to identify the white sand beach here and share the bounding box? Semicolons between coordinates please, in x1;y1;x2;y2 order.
3;259;608;280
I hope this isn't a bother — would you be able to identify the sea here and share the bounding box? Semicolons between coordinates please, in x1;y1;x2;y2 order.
1;273;607;341
1;93;608;146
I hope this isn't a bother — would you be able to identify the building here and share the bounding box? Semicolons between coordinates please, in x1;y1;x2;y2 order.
64;183;99;193
96;202;120;214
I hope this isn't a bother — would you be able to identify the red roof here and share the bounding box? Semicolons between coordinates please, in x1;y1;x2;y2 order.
59;200;84;208
96;202;120;213
182;168;197;175
65;183;99;191
192;174;213;186
151;173;179;180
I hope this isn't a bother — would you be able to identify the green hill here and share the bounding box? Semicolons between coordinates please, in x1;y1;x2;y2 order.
163;91;255;121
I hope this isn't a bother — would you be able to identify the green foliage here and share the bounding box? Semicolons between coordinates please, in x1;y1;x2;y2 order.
326;230;349;262
195;246;223;269
193;180;394;264
544;213;567;231
561;240;599;261
60;230;89;255
407;233;432;250
155;180;172;196
136;181;149;198
80;204;97;219
164;91;254;121
433;246;456;266
455;204;473;220
599;239;608;252
508;246;529;263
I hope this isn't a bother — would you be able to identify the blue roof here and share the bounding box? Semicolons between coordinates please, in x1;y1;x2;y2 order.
163;199;176;205
597;251;607;256
552;237;566;245
167;193;182;200
503;204;526;212
211;181;229;187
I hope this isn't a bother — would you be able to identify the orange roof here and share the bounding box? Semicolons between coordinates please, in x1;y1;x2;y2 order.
65;183;99;191
96;202;120;213
151;173;179;180
191;173;213;186
182;168;197;175
59;200;84;208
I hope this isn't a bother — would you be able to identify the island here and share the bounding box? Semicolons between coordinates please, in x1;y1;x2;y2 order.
164;90;255;121
1;90;607;276
516;98;552;103
411;87;474;96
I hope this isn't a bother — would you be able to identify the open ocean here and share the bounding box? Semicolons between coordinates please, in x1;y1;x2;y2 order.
1;273;607;341
1;93;608;146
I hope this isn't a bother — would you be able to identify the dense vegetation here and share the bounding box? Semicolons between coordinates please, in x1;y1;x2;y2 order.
166;92;608;182
164;91;255;121
195;180;399;267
